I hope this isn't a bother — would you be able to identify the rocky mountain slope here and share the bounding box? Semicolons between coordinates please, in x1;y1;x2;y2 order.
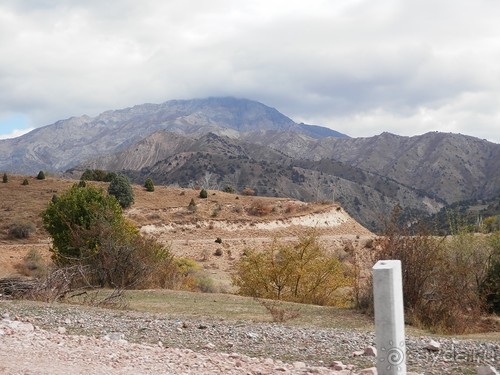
1;97;498;231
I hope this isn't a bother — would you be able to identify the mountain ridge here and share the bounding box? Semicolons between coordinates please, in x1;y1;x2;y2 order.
1;96;499;231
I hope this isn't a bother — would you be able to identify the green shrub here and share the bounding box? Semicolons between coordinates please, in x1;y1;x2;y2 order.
36;171;45;180
21;178;29;185
2;173;7;183
9;222;36;239
41;183;175;288
199;189;208;199
144;178;155;192
108;174;134;208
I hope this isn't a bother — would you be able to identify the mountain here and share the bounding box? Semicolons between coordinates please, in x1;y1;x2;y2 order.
0;97;348;174
1;96;499;232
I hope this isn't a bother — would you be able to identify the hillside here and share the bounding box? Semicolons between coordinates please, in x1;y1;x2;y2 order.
1;97;499;232
0;175;372;287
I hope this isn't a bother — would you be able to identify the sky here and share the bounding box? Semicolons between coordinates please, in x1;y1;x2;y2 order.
1;0;499;143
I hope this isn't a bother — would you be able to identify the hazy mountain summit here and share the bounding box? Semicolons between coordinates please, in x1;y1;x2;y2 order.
0;97;347;174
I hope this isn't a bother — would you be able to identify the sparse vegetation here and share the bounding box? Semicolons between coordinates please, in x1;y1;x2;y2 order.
9;222;36;239
21;178;29;185
199;188;208;199
36;170;46;180
356;207;500;334
187;198;197;212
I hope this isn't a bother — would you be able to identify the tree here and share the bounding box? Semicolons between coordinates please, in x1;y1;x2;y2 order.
2;173;7;183
36;171;46;180
144;178;155;192
232;233;352;306
41;184;174;288
108;174;134;208
42;184;125;265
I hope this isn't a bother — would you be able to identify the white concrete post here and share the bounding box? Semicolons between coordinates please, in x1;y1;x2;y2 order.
372;260;407;375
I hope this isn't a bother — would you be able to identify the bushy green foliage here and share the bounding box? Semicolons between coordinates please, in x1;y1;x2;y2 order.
199;188;208;199
144;177;155;192
108;174;134;208
42;184;125;264
36;171;45;180
41;184;175;288
2;173;7;183
233;233;352;306
80;169;116;182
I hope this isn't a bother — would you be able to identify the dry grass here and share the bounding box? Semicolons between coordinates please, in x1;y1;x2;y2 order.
124;289;374;329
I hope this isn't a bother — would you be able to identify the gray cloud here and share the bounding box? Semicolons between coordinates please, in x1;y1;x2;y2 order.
0;0;499;143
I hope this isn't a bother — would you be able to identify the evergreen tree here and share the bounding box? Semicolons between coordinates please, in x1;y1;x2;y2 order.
36;171;46;180
108;174;134;208
144;177;155;192
2;173;7;183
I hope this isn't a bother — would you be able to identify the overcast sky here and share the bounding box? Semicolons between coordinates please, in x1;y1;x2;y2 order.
1;0;499;143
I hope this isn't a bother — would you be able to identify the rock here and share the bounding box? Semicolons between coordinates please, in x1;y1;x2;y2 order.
425;339;441;351
477;365;500;375
2;320;34;332
331;360;347;370
358;367;377;375
246;332;259;339
57;326;67;334
203;342;216;349
364;345;377;356
64;318;71;325
104;332;124;341
197;324;208;329
352;350;364;357
293;361;306;369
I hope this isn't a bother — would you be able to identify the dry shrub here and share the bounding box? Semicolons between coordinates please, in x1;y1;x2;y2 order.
9;222;36;239
357;207;496;334
233;233;353;306
15;248;47;278
242;187;255;196
257;298;301;322
247;201;273;216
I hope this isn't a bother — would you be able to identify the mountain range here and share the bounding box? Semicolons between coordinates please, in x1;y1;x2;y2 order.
1;97;499;231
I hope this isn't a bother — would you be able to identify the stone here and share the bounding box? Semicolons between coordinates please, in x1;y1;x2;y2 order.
364;345;377;357
352;350;364;357
477;365;500;375
57;326;67;334
293;361;306;369
203;342;216;349
425;339;441;351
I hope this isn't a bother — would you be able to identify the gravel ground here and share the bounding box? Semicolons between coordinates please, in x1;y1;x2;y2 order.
1;300;498;374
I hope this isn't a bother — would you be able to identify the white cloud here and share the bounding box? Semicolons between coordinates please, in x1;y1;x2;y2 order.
0;0;499;143
0;128;34;140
